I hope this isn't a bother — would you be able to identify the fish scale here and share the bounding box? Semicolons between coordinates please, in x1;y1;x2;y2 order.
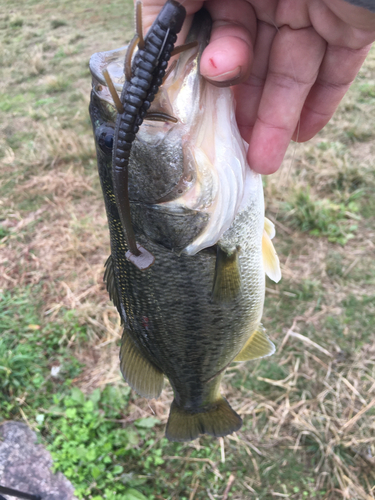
108;187;265;412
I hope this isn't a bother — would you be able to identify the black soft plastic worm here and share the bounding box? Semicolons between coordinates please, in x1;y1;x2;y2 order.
110;0;186;270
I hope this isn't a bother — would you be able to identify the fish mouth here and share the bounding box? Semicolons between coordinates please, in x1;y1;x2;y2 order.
90;8;251;255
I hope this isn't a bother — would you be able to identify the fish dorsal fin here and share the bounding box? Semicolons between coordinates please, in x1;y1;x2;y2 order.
234;325;275;362
262;229;281;283
120;329;164;399
103;255;122;317
212;247;241;302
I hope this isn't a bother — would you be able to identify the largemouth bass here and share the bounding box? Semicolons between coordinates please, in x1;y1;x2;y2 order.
89;1;281;442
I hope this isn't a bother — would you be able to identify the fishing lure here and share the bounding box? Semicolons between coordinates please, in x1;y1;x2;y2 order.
103;0;195;270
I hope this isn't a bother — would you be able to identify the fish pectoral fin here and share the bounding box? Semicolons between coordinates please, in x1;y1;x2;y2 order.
262;230;281;283
212;247;241;302
234;325;275;362
103;255;122;318
264;217;276;239
120;329;164;399
166;397;242;442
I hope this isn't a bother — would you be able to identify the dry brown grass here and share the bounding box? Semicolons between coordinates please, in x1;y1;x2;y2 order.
223;344;375;498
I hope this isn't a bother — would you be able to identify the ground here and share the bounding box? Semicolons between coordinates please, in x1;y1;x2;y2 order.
0;0;375;499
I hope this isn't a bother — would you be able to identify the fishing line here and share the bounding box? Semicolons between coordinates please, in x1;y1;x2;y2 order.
148;402;156;414
262;12;301;222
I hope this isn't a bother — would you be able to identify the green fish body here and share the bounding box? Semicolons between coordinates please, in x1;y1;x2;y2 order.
89;8;281;442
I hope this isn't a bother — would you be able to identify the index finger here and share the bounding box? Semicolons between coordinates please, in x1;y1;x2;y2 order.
200;0;257;86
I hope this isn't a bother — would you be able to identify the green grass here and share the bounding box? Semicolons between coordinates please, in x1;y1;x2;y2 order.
51;19;68;30
46;387;152;500
0;92;36;113
0;289;83;420
341;294;375;343
0;291;159;499
281;189;360;244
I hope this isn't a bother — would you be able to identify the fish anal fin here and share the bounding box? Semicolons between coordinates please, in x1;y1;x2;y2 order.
120;329;164;399
234;325;275;362
104;255;122;317
166;397;242;442
262;231;281;283
212;247;241;302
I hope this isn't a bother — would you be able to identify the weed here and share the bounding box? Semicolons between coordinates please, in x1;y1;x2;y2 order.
326;250;344;277
0;92;35;113
233;359;288;393
341;294;375;343
358;82;375;100
44;75;70;93
282;189;359;244
0;224;10;239
51;19;68;29
0;289;83;420
45;386;151;499
9;18;23;29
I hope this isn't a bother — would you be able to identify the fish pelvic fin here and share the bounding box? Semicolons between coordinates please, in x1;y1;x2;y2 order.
166;397;242;442
120;329;164;399
212;246;241;302
262;220;281;283
234;325;275;362
104;255;122;318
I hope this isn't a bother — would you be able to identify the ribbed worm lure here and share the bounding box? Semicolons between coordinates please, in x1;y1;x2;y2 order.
103;0;191;270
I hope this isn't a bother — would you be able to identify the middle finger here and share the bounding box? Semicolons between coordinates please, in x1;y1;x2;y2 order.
247;25;326;174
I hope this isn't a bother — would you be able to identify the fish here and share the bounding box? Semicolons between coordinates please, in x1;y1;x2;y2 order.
89;0;281;442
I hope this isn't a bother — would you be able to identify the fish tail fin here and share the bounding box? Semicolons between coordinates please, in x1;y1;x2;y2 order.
165;397;242;442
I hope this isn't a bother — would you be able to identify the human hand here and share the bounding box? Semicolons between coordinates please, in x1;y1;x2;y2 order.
141;0;375;174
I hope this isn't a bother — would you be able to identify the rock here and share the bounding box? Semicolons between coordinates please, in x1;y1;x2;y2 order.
0;422;76;500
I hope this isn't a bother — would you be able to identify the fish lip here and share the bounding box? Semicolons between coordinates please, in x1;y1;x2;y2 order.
89;46;128;92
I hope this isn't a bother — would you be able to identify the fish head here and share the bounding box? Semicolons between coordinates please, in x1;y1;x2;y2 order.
89;8;259;255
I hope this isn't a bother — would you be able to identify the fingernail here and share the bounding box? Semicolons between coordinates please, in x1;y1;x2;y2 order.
205;66;242;87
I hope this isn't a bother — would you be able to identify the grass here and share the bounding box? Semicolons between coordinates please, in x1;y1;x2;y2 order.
0;288;83;419
281;189;361;244
1;0;375;499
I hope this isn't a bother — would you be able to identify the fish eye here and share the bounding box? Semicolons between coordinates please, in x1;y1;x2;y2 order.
96;125;115;155
104;133;113;149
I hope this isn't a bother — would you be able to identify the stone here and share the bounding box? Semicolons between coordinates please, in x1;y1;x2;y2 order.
0;422;76;500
